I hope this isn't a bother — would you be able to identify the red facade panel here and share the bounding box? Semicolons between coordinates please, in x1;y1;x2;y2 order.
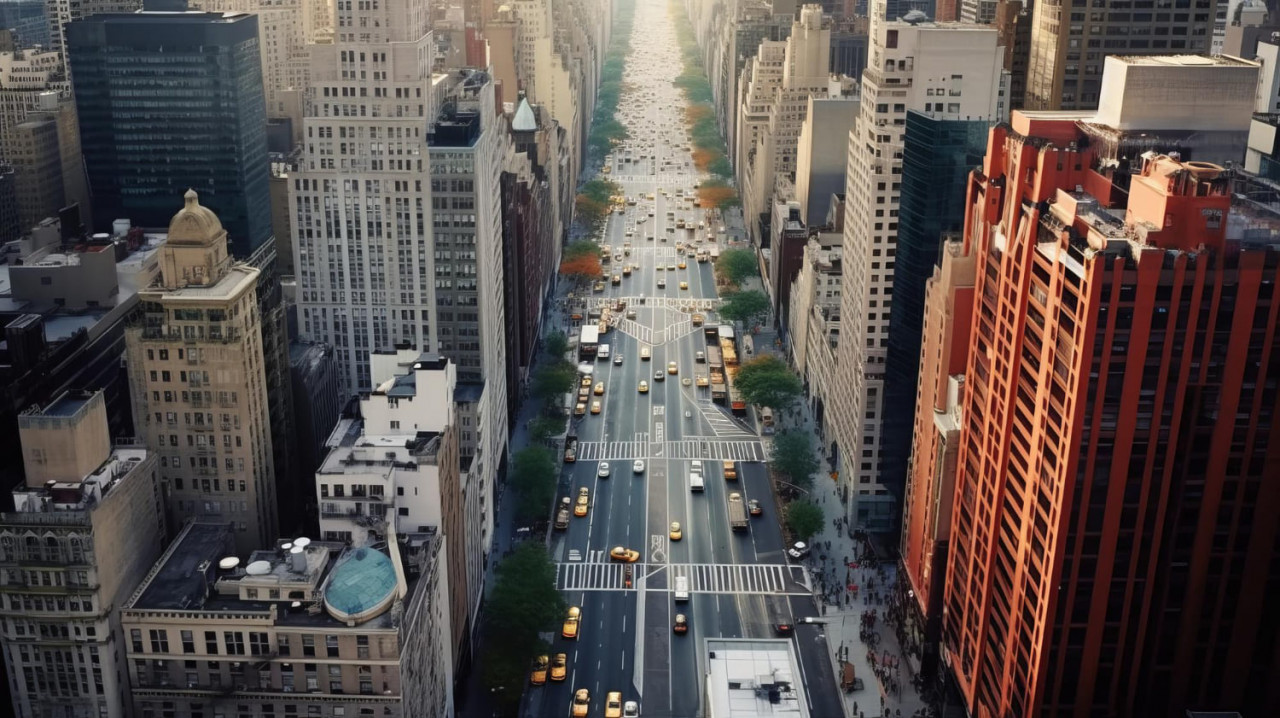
942;115;1280;718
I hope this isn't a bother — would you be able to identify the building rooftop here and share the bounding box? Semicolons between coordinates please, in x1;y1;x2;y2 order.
1114;54;1258;67
127;522;424;630
705;639;810;718
8;443;149;515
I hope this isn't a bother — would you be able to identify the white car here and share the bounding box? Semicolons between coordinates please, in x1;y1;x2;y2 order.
633;460;646;474
614;354;624;365
598;463;611;478
623;701;640;717
787;542;811;560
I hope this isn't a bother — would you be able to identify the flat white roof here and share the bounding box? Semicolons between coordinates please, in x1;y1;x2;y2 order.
706;639;809;718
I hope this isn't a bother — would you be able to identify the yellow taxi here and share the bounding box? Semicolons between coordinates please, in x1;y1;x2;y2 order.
571;689;590;717
609;546;641;563
678;261;687;269
611;274;621;285
550;653;568;681
696;375;709;387
581;376;593;388
605;692;624;718
594;382;605;396
679;282;689;290
591;401;602;414
529;655;549;685
669;522;683;541
638;381;649;393
562;606;581;639
574;402;586;417
574;487;590;517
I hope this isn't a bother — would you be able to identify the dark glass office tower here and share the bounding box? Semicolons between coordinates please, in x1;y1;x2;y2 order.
67;12;271;258
880;110;991;511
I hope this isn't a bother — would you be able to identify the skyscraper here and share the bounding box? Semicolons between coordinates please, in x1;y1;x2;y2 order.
67;11;272;257
943;56;1280;717
290;0;436;393
1023;0;1215;110
880;110;990;522
828;13;1004;530
124;190;278;555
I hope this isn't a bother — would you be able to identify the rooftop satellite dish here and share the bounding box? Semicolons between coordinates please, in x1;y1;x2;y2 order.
218;556;241;571
245;560;272;576
294;537;312;548
281;542;293;552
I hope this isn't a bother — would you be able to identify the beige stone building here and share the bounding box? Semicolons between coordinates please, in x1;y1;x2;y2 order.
121;521;453;718
0;390;166;718
125;190;278;555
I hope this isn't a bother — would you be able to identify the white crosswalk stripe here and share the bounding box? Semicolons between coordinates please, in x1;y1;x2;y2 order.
575;439;767;462
698;403;756;437
575;437;649;462
613;318;653;345
583;296;723;311
556;561;811;594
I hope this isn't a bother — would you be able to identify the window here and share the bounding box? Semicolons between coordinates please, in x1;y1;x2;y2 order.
302;635;315;657
326;635;339;658
224;632;245;655
150;629;169;653
131;629;144;653
249;633;270;656
181;631;195;654
205;631;219;655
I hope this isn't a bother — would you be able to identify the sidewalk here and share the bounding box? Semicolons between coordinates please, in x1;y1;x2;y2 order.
746;303;930;718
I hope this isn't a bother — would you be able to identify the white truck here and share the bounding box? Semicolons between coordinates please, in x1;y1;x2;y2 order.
674;575;689;602
598;343;611;360
727;493;748;531
689;460;704;492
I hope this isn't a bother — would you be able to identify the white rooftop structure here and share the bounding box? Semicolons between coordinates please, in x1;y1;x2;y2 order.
705;639;810;718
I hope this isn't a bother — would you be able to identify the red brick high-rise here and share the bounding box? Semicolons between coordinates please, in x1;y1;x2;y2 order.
942;108;1280;717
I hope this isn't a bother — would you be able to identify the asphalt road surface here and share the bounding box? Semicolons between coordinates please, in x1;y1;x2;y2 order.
520;3;843;716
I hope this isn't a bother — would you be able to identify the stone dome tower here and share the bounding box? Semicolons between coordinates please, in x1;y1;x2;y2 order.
158;190;232;289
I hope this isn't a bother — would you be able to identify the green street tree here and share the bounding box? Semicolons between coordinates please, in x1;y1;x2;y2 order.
481;543;567;708
718;289;770;327
563;239;602;260
716;248;759;285
543;331;570;359
770;429;819;490
530;360;577;407
529;416;564;443
734;355;803;411
785;500;824;541
511;445;558;523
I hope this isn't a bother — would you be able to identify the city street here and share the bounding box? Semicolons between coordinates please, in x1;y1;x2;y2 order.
519;2;843;717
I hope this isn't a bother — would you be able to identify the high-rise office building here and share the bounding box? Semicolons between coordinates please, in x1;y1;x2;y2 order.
124;190;278;555
290;0;436;393
41;0;140;76
897;238;971;680
67;11;272;257
1023;0;1215;110
943;56;1280;718
879;110;991;524
741;4;832;248
0;390;165;718
828;12;1004;530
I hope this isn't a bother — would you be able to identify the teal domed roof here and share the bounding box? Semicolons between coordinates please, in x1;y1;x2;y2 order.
323;547;397;623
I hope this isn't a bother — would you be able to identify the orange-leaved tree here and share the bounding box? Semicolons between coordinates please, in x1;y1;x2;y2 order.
697;185;738;209
559;254;603;283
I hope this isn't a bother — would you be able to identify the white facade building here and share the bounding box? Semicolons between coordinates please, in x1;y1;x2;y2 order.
829;13;1005;528
744;5;834;236
290;0;436;393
